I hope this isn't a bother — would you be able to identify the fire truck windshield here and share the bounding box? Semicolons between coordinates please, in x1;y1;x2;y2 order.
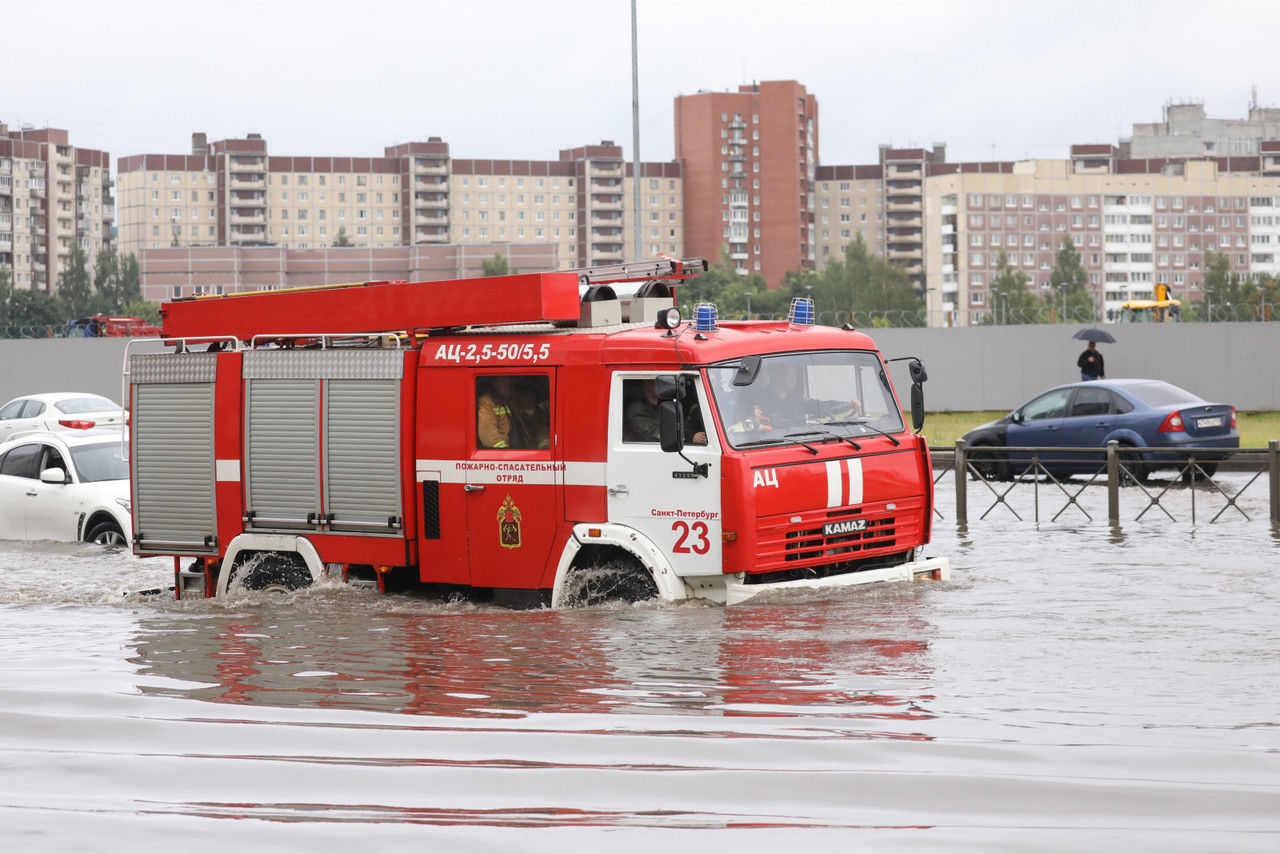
707;351;904;449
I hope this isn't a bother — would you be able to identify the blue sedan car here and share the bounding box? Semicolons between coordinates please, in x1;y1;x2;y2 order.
962;379;1239;482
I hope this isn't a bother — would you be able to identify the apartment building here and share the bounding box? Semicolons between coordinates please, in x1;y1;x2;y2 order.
675;80;817;286
1126;98;1280;158
924;146;1280;326
0;125;114;292
117;134;680;271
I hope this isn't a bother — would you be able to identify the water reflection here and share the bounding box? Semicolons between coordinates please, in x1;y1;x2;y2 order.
128;587;943;727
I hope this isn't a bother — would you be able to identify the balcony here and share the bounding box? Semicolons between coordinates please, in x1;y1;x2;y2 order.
886;199;921;213
413;162;448;175
0;238;11;252
414;212;447;226
30;181;46;196
230;176;264;190
941;243;955;255
230;211;266;224
889;215;923;228
229;157;265;172
414;175;447;189
589;212;622;225
589;163;623;177
414;229;449;243
0;176;10;194
416;197;448;210
77;217;89;231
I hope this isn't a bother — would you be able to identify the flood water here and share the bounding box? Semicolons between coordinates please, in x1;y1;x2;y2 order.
2;474;1279;852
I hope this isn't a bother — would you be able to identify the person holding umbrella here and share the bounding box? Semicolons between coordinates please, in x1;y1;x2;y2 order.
1072;327;1114;381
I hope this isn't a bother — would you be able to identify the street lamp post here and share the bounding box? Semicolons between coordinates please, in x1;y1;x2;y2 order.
744;291;752;320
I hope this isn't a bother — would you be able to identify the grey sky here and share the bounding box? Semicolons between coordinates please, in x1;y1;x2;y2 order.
5;0;1277;166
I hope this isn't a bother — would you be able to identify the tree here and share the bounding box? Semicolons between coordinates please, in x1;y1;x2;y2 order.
122;297;161;325
983;250;1048;325
90;250;122;315
1049;236;1087;294
0;265;11;332
332;227;354;247
118;253;142;305
8;288;66;334
481;252;518;276
675;250;773;319
1199;250;1248;320
56;245;93;318
786;234;924;326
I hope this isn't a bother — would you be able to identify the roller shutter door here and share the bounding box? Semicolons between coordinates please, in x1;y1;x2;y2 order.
245;379;321;528
130;360;217;554
325;380;402;532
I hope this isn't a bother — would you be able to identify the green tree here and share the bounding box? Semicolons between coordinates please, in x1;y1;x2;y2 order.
0;265;11;332
56;245;93;317
118;253;142;305
1199;250;1248;320
983;250;1048;325
8;288;67;334
481;253;518;276
676;250;772;319
786;234;924;326
1049;236;1087;293
89;250;122;314
122;297;161;325
332;227;354;247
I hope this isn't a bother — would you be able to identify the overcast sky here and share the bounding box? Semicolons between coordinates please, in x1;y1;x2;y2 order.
5;0;1278;167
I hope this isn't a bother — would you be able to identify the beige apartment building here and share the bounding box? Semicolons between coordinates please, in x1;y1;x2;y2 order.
0;125;114;293
117;134;680;276
924;144;1280;327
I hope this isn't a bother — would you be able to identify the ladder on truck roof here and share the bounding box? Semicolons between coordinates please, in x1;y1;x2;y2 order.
158;257;707;342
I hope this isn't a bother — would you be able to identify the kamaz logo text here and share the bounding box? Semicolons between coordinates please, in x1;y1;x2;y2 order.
753;469;779;488
823;518;867;536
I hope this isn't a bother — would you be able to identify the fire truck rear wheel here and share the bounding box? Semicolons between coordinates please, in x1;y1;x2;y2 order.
234;552;313;594
563;559;658;607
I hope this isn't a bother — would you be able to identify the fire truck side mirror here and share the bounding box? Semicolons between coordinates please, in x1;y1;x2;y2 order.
655;375;682;402
908;358;928;384
659;400;685;453
733;355;762;386
910;382;925;432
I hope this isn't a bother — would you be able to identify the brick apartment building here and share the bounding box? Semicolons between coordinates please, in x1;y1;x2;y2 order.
116;134;681;279
923;145;1280;326
674;80;818;286
0;125;114;293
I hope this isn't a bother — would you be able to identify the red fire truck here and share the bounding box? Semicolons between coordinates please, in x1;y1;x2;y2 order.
126;258;948;607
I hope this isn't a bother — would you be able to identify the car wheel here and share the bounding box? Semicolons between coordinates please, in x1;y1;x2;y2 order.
967;442;1006;481
1183;461;1218;482
86;520;127;547
1116;443;1149;486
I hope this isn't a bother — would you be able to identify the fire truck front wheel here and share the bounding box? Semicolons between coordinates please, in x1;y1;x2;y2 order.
561;551;659;607
230;551;314;594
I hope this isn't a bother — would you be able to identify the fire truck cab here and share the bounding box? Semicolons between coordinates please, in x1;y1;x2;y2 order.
127;258;948;606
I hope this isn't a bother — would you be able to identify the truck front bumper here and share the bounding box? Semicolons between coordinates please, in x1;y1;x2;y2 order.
721;556;950;606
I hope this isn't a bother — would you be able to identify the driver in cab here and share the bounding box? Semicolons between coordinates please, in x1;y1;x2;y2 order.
736;361;861;433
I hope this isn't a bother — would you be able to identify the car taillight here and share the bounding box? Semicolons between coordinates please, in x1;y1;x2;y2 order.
1230;407;1236;427
1157;411;1185;433
58;419;96;430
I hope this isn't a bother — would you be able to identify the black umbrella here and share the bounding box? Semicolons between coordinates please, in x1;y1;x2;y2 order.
1072;327;1116;344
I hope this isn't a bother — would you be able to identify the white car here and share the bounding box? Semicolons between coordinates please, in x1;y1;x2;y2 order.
0;429;132;545
0;393;126;443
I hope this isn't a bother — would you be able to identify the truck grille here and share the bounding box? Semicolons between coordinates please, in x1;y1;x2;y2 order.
752;503;920;578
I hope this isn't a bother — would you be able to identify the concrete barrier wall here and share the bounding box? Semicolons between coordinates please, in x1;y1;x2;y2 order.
2;324;1278;412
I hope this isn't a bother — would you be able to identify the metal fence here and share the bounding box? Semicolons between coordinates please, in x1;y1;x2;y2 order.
933;440;1280;526
1;324;70;339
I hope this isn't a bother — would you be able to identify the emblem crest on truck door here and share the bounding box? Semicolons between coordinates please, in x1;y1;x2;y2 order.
497;495;522;549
